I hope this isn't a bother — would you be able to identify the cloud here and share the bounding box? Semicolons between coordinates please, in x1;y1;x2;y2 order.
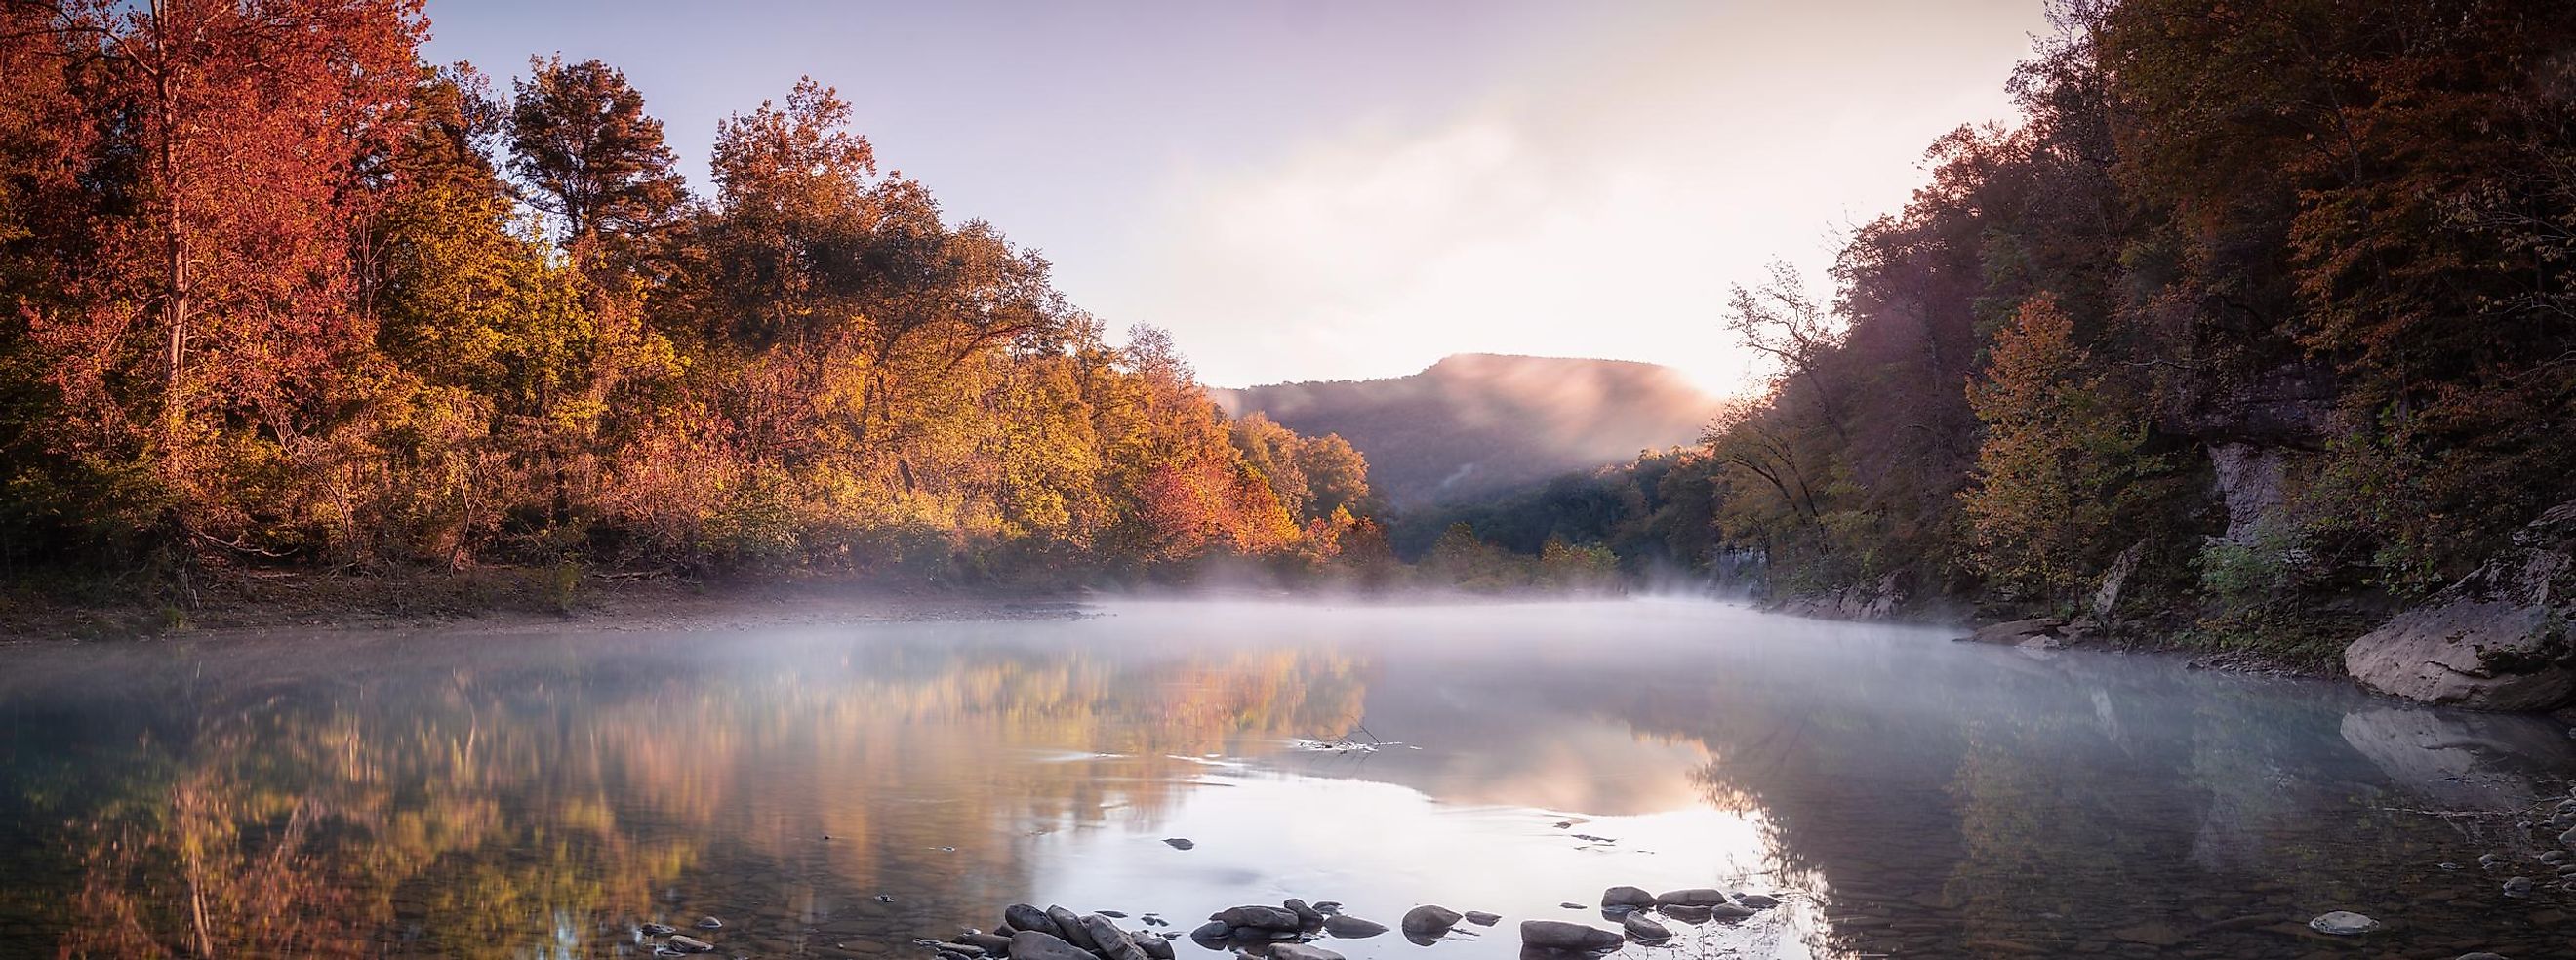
1086;2;2047;392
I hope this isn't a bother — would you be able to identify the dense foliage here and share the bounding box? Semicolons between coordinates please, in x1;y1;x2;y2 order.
0;2;1377;588
1428;0;2576;655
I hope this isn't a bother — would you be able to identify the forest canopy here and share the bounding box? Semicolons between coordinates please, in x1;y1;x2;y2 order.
0;0;1379;587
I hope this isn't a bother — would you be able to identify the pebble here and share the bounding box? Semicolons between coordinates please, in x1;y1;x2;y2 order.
2307;911;2381;936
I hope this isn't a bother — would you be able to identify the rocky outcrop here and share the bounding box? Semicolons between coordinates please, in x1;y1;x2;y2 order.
2344;500;2576;710
1776;572;1905;620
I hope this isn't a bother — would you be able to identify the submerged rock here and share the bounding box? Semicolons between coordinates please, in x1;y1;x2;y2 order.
665;936;716;954
2344;500;2576;710
2506;875;2536;897
1270;945;1345;960
1601;886;1657;909
1011;932;1093;960
1284;899;1326;926
958;933;1014;954
1964;618;2065;646
1402;905;1464;936
693;917;723;930
1188;922;1230;942
1322;916;1388;939
1520;920;1623;952
640;923;678;937
2307;911;2382;936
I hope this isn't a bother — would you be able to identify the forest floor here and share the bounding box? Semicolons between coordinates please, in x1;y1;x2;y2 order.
0;564;1088;643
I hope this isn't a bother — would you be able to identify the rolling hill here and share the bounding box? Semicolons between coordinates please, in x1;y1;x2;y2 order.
1210;354;1725;508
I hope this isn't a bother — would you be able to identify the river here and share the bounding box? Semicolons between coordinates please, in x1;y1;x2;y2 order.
0;599;2568;958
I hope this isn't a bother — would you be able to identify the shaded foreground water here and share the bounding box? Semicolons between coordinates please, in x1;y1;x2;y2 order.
1;599;2572;959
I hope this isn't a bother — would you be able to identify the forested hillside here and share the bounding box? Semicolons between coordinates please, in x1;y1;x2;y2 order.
1435;0;2576;661
0;2;1379;588
1212;354;1721;507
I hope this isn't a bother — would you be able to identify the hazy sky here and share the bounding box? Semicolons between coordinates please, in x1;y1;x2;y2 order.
422;0;2052;391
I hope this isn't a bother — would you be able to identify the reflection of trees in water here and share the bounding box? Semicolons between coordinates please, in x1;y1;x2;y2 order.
1526;647;2576;958
22;638;1368;957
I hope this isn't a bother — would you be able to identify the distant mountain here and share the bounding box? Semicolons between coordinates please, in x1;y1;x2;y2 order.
1211;354;1724;509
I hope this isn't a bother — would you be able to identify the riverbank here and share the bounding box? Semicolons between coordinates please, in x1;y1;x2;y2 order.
0;564;1090;643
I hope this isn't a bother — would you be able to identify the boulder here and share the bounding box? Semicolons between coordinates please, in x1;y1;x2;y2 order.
1284;899;1326;926
1621;914;1671;941
1212;906;1302;931
1601;886;1657;909
1187;922;1231;942
1271;945;1345;960
1081;916;1150;960
2346;500;2576;711
1046;908;1097;950
1004;905;1060;940
1009;931;1094;960
1519;920;1623;953
1401;905;1464;936
1322;916;1388;938
1137;937;1174;960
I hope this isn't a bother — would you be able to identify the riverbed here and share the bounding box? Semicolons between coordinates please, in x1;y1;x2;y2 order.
0;599;2567;958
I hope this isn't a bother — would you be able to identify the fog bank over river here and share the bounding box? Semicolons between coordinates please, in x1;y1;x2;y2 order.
0;599;2568;958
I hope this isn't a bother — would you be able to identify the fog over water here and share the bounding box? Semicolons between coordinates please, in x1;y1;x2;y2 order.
0;599;2569;958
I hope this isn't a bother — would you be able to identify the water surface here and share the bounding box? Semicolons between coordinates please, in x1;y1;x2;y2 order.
1;599;2570;959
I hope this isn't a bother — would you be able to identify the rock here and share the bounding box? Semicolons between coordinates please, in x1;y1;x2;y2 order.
1311;901;1343;915
959;933;1014;955
1965;618;2065;645
1136;937;1173;960
1707;904;1757;920
1005;905;1060;939
1658;905;1712;923
641;923;678;936
2562;826;2576;847
693;917;723;930
2344;500;2576;710
1212;906;1302;931
1322;916;1388;939
1601;886;1657;909
1163;838;1194;850
1520;920;1624;952
1620;914;1671;941
2306;911;2382;936
1401;905;1464;936
1463;911;1501;926
1098;911;1128;919
1009;931;1094;960
1735;894;1781;909
1653;888;1731;907
1284;899;1326;926
1270;945;1345;960
940;950;979;960
1081;916;1150;960
1187;923;1230;942
2457;953;2508;960
1046;908;1096;950
2506;875;2536;896
666;936;717;954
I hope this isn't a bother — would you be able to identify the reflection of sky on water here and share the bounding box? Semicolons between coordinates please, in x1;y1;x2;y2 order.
2;599;2573;959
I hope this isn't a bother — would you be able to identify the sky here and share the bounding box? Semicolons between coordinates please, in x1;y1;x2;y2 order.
421;0;2054;392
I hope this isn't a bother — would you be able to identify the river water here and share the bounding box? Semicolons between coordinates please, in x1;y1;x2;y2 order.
0;599;2570;959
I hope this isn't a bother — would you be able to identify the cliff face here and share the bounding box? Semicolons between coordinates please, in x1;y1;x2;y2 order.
1210;354;1724;508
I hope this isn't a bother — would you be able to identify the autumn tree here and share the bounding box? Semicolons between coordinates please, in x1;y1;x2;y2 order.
1960;295;2154;605
507;57;686;255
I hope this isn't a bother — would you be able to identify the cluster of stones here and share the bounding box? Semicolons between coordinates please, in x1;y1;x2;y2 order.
934;886;1788;960
636;916;726;956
